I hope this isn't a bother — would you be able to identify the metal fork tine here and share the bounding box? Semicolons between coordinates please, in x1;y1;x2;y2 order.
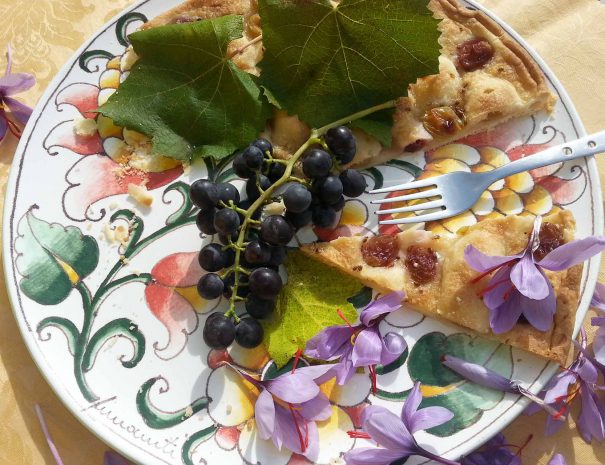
370;189;440;205
378;210;449;225
370;178;438;194
376;200;444;215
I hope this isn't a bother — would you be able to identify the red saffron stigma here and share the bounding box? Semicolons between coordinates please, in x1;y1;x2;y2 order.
0;112;22;138
471;260;514;284
347;431;372;439
368;365;377;395
476;277;512;297
514;434;533;459
289;403;308;452
292;348;303;373
337;308;354;330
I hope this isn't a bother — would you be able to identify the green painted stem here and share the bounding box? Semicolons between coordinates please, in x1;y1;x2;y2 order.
224;99;398;318
73;282;97;402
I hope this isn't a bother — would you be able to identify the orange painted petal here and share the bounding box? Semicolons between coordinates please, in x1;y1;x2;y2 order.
427;143;480;165
504;171;534;194
478;147;510;168
424;158;471;174
152;252;203;287
522;185;554;215
492;188;524;215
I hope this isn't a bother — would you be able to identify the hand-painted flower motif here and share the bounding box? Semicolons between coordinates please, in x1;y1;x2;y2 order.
461;433;521;465
144;252;212;359
305;291;406;391
526;329;605;443
465;216;605;333
344;382;456;465
44;50;182;221
0;45;35;141
206;344;366;465
442;354;560;417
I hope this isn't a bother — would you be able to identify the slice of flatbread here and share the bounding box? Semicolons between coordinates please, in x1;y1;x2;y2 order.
300;211;581;366
141;0;555;168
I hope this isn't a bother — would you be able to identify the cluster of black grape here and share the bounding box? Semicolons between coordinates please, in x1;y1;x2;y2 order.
191;127;367;351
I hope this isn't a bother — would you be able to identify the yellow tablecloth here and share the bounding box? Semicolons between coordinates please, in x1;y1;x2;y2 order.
0;1;604;464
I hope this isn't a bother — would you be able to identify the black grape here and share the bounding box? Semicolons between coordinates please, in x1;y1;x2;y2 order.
190;179;218;210
260;215;294;246
243;145;265;170
214;208;241;236
302;149;332;178
340;169;367;198
249;267;283;300
283;184;312;213
244;241;272;265
268;162;286;183
246;174;271;201
317;175;343;205
325;126;356;164
245;295;275;319
196;208;217;235
198;243;233;272
233;153;254;179
235;318;264;348
197;273;224;299
216;182;240;206
312;204;337;228
252;138;273;156
203;313;236;349
285;210;312;229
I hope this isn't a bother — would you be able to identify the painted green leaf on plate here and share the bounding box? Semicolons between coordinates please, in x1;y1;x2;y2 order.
408;332;513;437
258;0;441;128
15;209;99;305
100;15;271;161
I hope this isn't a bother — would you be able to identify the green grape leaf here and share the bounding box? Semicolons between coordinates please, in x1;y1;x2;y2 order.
258;0;441;128
100;15;271;161
407;332;513;437
351;109;395;147
15;209;99;305
262;251;363;368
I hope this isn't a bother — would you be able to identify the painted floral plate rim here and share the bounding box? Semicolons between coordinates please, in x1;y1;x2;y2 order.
2;1;603;465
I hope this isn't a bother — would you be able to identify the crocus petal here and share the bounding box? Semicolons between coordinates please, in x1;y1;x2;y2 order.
0;110;7;141
547;454;567;465
402;382;422;426
299;392;332;421
543;372;578;404
352;327;383;367
577;386;605;443
273;405;318;459
360;291;405;327
489;291;524;334
591;283;605;313
546;412;566;436
464;244;518;273
344;447;407;465
482;266;514;311
104;451;131;465
305;325;356;361
0;72;35;95
576;358;599;385
333;351;356;385
295;364;337;385
380;332;406;366
510;253;550;299
4;96;32;125
442;355;516;392
255;388;276;440
265;372;320;404
407;406;454;433
519;278;556;331
363;406;416;453
538;237;605;271
594;328;605;366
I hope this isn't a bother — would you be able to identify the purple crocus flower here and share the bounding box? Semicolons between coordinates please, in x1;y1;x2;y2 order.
442;355;560;417
0;45;35;141
526;329;605;443
461;433;521;465
344;382;457;465
305;291;406;391
465;216;605;333
591;283;605;366
548;454;566;465
226;363;334;461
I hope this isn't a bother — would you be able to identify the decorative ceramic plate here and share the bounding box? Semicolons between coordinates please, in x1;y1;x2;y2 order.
3;1;602;464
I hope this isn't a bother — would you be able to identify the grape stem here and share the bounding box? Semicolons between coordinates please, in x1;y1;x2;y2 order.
223;99;398;319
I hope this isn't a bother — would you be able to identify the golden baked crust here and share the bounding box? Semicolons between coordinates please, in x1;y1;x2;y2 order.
300;211;580;366
140;0;555;167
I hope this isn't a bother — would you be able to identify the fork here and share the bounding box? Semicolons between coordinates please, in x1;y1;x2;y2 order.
370;131;605;225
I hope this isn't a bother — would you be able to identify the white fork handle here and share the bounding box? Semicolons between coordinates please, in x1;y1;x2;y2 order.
481;131;605;185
